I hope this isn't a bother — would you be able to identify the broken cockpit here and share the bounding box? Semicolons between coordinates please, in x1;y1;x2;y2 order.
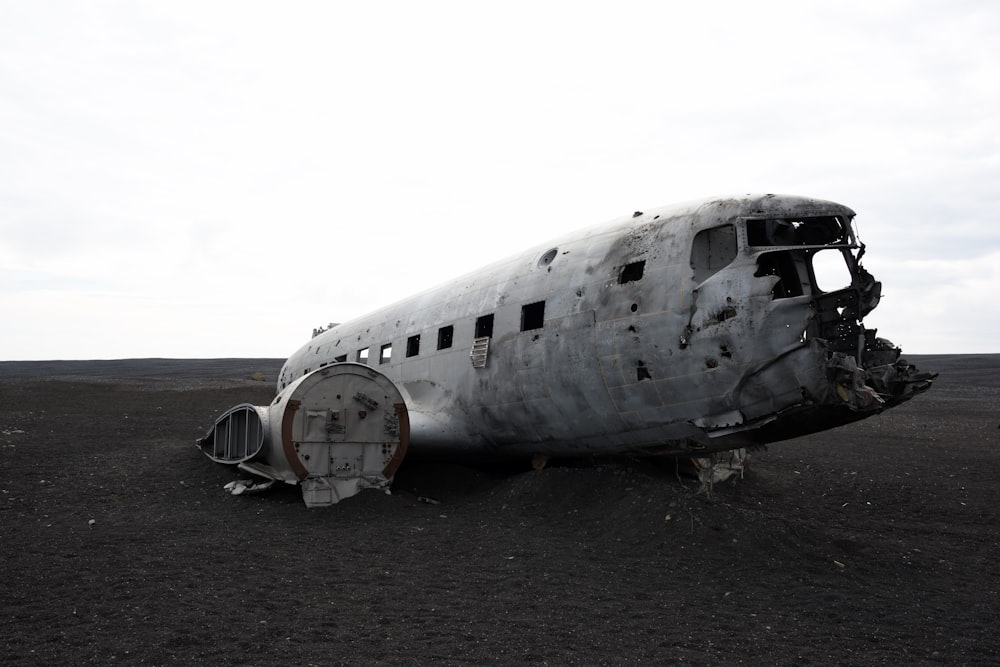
748;215;883;359
685;204;933;446
741;211;934;420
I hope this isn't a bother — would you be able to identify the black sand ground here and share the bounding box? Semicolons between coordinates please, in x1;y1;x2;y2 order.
1;355;997;665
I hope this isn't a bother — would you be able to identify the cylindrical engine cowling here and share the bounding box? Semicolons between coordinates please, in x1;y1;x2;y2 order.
197;363;409;506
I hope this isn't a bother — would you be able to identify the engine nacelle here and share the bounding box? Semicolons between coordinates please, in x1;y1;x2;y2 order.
197;363;409;506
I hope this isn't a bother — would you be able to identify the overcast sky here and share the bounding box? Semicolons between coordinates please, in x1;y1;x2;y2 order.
2;0;997;360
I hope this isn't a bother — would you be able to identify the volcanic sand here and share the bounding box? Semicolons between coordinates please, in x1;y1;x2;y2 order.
1;355;997;665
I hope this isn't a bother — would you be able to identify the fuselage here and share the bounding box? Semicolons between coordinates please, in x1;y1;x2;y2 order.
277;194;931;460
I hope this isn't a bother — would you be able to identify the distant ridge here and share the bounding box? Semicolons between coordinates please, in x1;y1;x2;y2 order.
1;354;997;389
0;358;284;380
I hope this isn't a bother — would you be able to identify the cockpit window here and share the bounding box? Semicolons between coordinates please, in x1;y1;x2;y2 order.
746;216;850;247
810;248;854;293
690;224;738;283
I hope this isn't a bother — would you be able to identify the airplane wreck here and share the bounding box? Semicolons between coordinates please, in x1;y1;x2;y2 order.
198;194;934;506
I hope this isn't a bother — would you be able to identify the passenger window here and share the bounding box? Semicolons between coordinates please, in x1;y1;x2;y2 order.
379;343;392;364
619;261;645;284
521;301;545;331
406;334;420;357
690;224;738;283
437;326;454;350
475;314;494;338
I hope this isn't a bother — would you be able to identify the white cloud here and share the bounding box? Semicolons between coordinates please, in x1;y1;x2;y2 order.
1;0;998;358
866;251;1000;353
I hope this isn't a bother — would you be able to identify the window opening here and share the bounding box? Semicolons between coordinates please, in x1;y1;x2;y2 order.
746;216;849;247
619;261;645;284
334;354;347;363
437;325;454;350
475;314;494;338
690;224;738;283
810;248;853;293
406;334;420;358
521;301;545;331
357;347;369;364
379;343;392;364
755;251;807;298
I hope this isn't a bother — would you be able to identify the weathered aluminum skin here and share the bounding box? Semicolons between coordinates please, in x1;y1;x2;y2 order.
273;194;933;461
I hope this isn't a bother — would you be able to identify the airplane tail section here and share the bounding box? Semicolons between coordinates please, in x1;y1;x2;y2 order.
197;363;409;506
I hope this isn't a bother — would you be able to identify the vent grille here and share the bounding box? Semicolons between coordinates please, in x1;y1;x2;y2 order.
200;405;264;463
469;337;490;369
